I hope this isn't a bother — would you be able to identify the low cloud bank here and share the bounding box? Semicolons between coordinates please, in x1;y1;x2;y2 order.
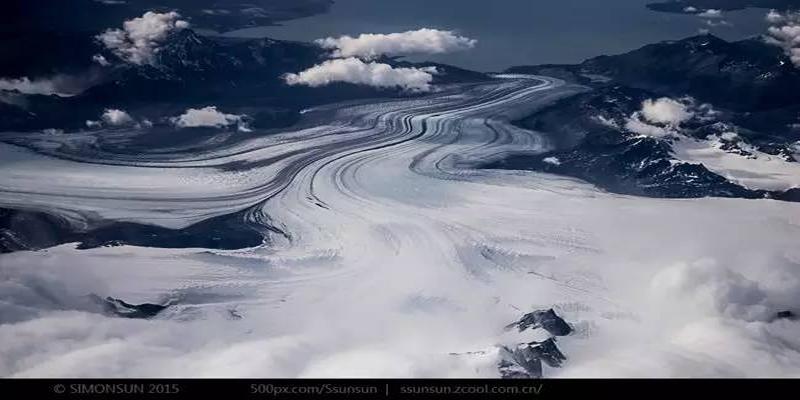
101;109;134;126
315;29;476;60
284;28;475;92
86;109;151;129
0;75;93;97
697;9;722;18
284;58;438;92
0;77;63;96
171;106;250;131
1;197;799;378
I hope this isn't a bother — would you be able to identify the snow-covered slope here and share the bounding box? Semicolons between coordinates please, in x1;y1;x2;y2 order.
671;135;800;191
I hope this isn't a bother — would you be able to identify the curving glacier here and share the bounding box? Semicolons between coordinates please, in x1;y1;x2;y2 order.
1;76;799;377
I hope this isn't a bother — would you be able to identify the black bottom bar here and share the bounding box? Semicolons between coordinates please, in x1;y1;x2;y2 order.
0;379;796;399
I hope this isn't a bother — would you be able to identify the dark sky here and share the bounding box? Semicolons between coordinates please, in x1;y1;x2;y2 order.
3;0;332;33
224;0;772;71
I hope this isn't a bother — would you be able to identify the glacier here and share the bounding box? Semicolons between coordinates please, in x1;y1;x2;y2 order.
1;76;799;377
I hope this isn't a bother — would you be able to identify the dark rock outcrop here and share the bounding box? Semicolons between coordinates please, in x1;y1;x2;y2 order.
88;294;168;319
506;308;573;337
499;345;544;379
499;309;572;378
0;206;267;253
774;310;797;320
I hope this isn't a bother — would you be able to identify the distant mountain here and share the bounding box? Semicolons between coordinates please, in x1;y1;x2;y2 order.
646;0;800;14
80;30;328;106
507;35;800;150
0;31;100;77
495;35;800;202
0;0;335;80
483;85;795;201
0;29;492;133
509;35;800;111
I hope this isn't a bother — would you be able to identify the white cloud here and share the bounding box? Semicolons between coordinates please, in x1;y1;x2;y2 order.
623;98;694;138
697;9;723;18
284;58;438;92
0;77;68;96
542;157;561;166
719;131;739;141
201;9;232;16
2;196;799;378
695;9;730;28
92;54;111;67
624;117;672;138
650;259;771;322
704;19;731;28
101;109;135;126
695;102;720;121
766;9;786;24
594;115;620;128
96;11;189;65
314;28;476;60
640;98;693;125
765;10;800;67
86;109;140;129
0;73;101;97
171;106;250;131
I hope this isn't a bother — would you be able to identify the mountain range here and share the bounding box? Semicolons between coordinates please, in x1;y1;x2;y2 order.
492;34;800;202
3;28;800;253
646;0;800;13
0;28;489;134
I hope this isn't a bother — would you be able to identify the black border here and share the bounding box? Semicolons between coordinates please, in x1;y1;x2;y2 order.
1;378;796;398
